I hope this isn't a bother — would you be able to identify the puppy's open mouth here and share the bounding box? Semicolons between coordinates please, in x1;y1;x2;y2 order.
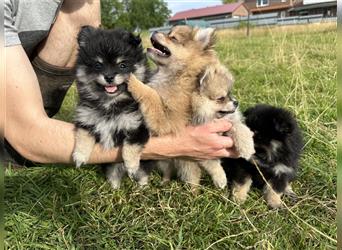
148;36;171;57
104;85;118;94
218;110;235;116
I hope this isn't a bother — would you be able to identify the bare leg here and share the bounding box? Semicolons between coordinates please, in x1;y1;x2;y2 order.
73;128;95;167
231;176;253;204
35;1;101;116
200;160;227;189
37;0;101;67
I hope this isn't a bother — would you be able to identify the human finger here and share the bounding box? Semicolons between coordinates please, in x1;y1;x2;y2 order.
215;135;234;149
214;148;239;158
206;119;232;133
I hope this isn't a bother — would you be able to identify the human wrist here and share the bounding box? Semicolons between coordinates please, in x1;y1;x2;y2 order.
141;135;184;160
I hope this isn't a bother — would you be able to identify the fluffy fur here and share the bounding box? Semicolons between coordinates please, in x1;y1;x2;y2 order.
127;25;218;136
72;26;151;188
162;63;255;189
222;104;303;208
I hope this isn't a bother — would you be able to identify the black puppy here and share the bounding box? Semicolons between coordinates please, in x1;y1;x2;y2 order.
72;26;151;188
222;104;303;208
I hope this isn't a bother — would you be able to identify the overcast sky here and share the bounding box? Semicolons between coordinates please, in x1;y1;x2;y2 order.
165;0;223;16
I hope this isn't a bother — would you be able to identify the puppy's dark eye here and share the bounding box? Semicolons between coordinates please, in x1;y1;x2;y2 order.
94;62;103;70
169;36;178;42
119;63;127;69
216;96;226;103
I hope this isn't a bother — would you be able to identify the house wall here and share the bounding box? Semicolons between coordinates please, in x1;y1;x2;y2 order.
232;5;249;16
242;0;293;17
303;0;335;4
243;0;292;10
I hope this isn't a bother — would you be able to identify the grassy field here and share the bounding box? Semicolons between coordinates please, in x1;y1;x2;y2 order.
5;23;337;249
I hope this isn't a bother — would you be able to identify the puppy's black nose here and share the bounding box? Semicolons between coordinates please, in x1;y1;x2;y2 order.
104;76;114;83
233;100;239;107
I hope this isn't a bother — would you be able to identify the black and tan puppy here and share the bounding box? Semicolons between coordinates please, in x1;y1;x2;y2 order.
72;26;151;188
222;104;303;208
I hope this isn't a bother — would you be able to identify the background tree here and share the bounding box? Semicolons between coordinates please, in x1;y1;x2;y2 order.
222;0;238;3
128;0;170;31
101;0;125;29
101;0;170;31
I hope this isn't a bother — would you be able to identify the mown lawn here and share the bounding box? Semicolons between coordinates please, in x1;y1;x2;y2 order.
5;23;337;249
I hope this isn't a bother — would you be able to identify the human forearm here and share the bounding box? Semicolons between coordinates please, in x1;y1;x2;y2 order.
5;116;119;164
6;116;237;164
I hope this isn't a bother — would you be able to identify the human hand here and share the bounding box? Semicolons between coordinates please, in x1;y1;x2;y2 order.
143;119;239;161
174;119;238;160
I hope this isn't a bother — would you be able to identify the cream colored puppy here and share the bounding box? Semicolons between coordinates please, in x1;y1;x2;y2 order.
160;63;255;189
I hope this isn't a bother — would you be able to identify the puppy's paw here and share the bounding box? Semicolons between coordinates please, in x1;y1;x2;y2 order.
190;185;200;195
108;179;121;189
231;179;252;204
212;174;227;189
238;143;255;160
127;171;137;181
135;170;149;186
232;188;248;204
137;177;149;187
161;177;171;185
127;74;138;86
233;124;255;160
284;185;298;202
127;73;133;82
72;151;89;168
126;167;141;181
266;196;283;209
264;190;283;209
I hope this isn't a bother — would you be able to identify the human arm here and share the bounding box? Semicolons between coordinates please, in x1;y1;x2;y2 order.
4;45;236;165
4;45;104;164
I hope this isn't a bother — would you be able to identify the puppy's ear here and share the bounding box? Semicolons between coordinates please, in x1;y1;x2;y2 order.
194;28;215;49
131;33;142;46
125;32;142;47
198;67;210;90
78;25;96;47
199;68;209;86
274;118;293;135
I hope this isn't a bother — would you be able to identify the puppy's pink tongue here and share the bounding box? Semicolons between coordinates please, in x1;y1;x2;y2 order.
105;85;117;93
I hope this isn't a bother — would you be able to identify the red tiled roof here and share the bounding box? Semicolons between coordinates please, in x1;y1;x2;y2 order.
169;3;243;21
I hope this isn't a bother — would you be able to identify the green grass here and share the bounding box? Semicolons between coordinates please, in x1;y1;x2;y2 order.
5;24;337;249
